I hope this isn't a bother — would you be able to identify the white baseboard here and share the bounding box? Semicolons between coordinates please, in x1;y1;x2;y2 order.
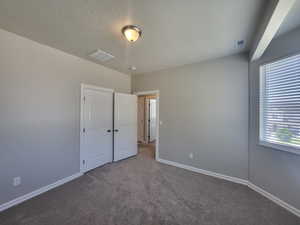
157;157;300;218
248;182;300;218
0;172;83;212
157;158;248;185
1;159;300;218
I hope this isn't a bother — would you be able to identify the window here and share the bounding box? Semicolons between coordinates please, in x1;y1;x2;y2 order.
260;53;300;154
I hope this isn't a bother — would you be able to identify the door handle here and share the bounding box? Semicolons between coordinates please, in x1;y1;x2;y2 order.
107;129;111;133
114;129;119;132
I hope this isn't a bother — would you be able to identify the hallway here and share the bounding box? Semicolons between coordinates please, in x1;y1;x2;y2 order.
138;143;156;159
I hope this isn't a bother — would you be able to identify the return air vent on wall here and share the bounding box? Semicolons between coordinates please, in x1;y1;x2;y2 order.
89;49;114;62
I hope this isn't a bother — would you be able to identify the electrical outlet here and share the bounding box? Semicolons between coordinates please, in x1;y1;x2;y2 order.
13;177;21;186
189;153;194;159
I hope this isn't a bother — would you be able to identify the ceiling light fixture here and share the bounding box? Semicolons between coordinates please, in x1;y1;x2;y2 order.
122;25;142;42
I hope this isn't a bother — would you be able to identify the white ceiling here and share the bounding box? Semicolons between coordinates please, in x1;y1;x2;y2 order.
0;0;267;75
276;0;300;37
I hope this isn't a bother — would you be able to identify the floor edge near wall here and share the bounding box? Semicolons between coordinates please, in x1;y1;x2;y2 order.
0;172;83;213
1;158;300;218
156;158;248;185
247;182;300;218
157;157;300;218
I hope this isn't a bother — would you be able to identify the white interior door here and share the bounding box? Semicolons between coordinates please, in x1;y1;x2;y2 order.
114;93;137;161
149;99;156;142
81;85;113;172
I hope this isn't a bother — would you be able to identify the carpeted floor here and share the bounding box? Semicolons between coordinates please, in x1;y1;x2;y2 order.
1;144;299;225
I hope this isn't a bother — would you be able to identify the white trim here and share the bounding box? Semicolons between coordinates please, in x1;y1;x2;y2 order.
258;60;300;156
134;90;159;96
80;84;114;173
248;182;300;218
157;157;300;218
259;65;265;143
259;141;300;156
134;90;160;161
1;159;299;218
250;0;296;61
144;97;150;143
81;84;114;93
157;158;248;185
0;172;82;212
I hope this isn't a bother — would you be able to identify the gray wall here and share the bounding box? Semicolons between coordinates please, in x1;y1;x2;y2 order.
249;27;300;209
133;53;249;179
0;28;131;205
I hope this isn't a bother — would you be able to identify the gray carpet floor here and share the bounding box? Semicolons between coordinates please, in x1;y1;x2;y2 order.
1;144;300;225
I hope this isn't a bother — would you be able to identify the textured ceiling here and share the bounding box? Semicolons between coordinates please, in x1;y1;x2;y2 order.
0;0;267;75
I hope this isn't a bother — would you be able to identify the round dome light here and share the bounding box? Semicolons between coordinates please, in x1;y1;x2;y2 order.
122;25;142;42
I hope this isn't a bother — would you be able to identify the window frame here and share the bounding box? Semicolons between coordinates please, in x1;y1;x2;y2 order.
258;52;300;156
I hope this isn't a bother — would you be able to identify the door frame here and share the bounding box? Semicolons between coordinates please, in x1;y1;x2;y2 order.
134;90;160;161
148;98;157;143
80;84;114;173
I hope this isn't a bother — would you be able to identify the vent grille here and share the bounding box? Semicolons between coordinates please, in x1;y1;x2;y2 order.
89;49;114;62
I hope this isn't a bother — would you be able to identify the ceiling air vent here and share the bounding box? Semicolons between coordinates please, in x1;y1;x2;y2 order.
89;49;114;62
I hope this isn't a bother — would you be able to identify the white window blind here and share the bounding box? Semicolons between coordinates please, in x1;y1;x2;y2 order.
260;53;300;151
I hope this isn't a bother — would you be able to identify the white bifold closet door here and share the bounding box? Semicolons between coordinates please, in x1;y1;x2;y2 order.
81;86;113;172
114;93;138;161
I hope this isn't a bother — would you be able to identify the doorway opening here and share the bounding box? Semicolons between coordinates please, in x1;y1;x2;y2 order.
135;91;159;161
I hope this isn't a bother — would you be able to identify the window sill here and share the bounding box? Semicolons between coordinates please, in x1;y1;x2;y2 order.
258;141;300;156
